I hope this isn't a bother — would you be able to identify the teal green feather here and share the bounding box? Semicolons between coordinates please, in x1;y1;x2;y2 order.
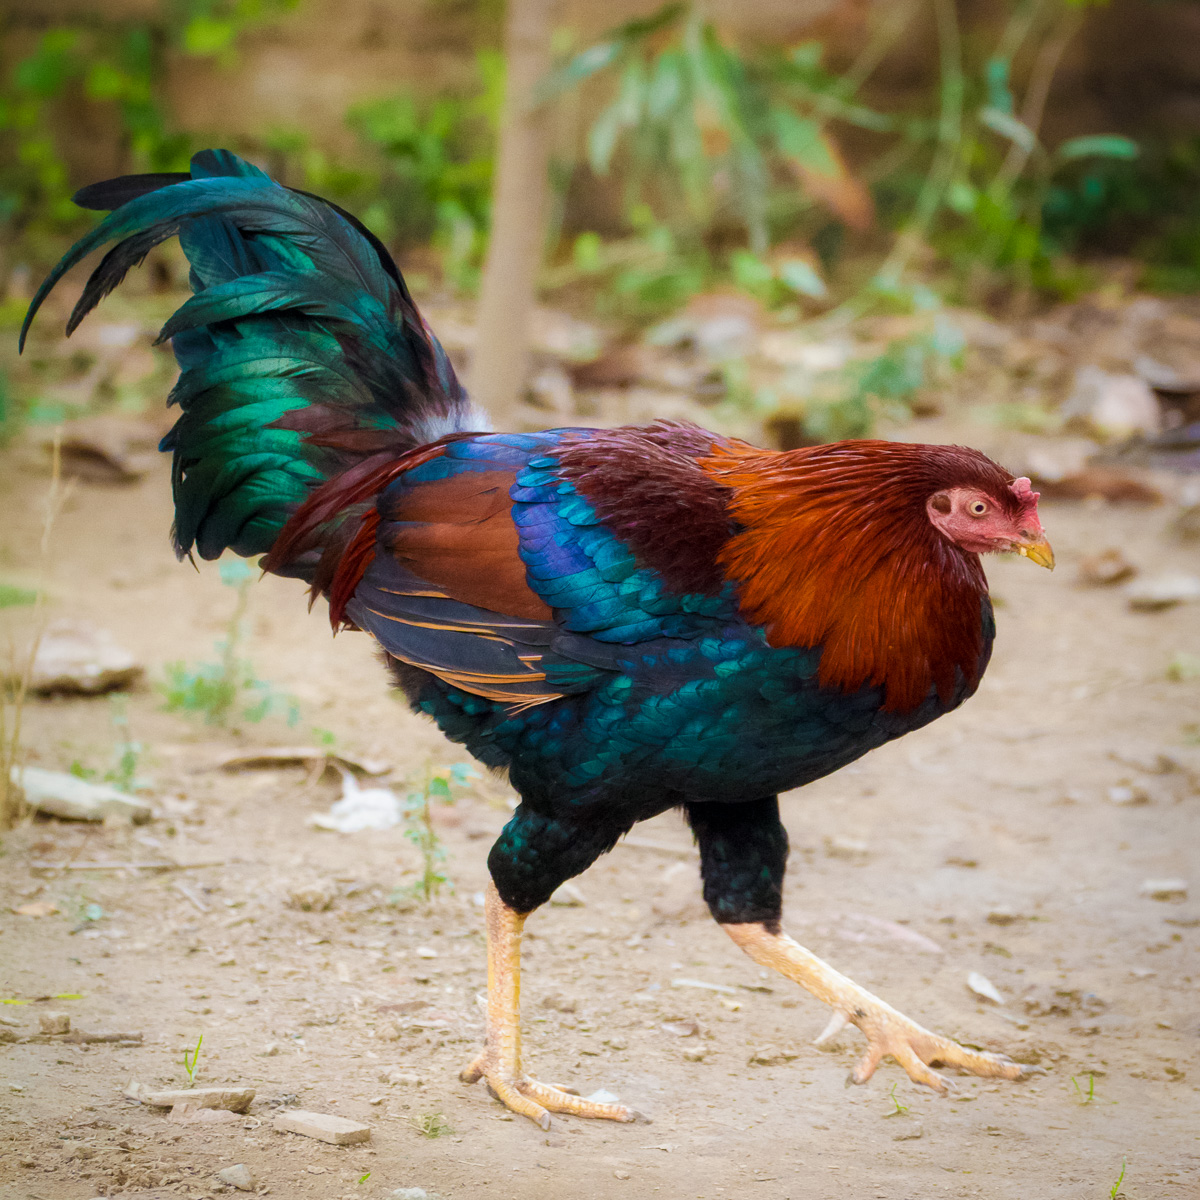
22;149;478;569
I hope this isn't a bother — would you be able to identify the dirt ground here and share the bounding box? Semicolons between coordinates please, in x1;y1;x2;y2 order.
1;422;1199;1200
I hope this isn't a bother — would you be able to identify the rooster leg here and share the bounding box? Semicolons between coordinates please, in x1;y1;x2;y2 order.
722;922;1036;1092
459;881;641;1129
686;796;1035;1094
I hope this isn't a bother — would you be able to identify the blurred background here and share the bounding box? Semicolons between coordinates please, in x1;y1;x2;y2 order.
3;0;1200;456
1;6;1199;1196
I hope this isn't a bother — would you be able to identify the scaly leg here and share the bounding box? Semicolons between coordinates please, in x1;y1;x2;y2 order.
460;881;642;1129
723;922;1037;1092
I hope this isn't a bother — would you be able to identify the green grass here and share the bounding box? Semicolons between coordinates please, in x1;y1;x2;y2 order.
409;1111;453;1138
0;584;38;609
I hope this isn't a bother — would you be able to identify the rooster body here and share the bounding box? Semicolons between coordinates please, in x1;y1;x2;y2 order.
24;151;1052;1125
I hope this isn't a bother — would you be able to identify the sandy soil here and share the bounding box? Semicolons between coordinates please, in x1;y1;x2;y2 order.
1;431;1198;1200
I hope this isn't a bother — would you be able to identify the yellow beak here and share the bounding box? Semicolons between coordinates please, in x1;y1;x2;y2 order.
1017;538;1055;570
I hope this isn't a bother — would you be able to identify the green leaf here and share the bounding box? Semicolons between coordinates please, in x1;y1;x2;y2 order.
770;108;837;176
1056;134;1139;162
427;776;452;799
535;2;685;105
778;258;827;299
0;584;37;608
979;106;1036;154
182;17;236;57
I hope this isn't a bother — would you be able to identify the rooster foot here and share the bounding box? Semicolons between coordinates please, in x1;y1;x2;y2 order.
460;1052;641;1129
723;921;1043;1095
816;1006;1041;1094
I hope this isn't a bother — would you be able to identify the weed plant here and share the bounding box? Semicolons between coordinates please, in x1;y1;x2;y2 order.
159;559;298;729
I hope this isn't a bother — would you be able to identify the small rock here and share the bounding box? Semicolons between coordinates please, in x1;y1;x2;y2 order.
272;1109;372;1145
261;1042;281;1056
414;946;438;959
892;1125;923;1141
985;907;1026;926
122;1079;147;1102
13;900;59;917
38;1011;70;1035
216;1164;255;1192
541;993;577;1013
660;1020;700;1038
1108;785;1151;806
549;881;587;907
748;1045;798;1067
824;835;869;860
1127;574;1200;612
379;1068;424;1087
0;1027;19;1044
1077;549;1136;587
1141;878;1188;902
586;1089;621;1104
169;1105;241;1125
27;621;144;695
391;1190;441;1200
143;1087;255;1113
967;972;1005;1005
286;881;336;912
375;1021;404;1041
11;766;152;824
682;1046;708;1062
613;1170;632;1180
1063;366;1161;440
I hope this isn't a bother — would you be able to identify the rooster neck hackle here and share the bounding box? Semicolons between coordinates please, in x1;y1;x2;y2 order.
704;440;1010;714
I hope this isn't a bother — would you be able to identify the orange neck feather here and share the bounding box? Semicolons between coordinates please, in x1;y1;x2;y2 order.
703;440;997;714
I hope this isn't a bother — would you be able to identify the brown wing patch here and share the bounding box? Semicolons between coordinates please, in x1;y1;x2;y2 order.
380;470;552;621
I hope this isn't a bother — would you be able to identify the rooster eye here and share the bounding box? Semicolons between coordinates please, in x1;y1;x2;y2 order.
968;500;988;517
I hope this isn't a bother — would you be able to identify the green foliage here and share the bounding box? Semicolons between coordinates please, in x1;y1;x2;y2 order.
391;762;475;906
1071;1073;1095;1105
0;0;298;250
159;559;298;729
409;1111;453;1138
0;583;37;609
348;53;502;291
1109;1158;1126;1200
182;1033;203;1087
66;693;145;792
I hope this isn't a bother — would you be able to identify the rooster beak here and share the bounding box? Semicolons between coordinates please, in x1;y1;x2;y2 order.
1016;538;1055;570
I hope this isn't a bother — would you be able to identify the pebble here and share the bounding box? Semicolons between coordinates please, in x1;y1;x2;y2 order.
967;972;1005;1005
1108;785;1151;806
682;1046;708;1062
1077;548;1137;587
11;766;152;824
414;946;438;959
892;1126;923;1141
216;1164;256;1191
272;1109;372;1145
391;1189;439;1200
28;621;143;695
379;1068;424;1087
38;1012;70;1035
1141;878;1188;901
287;881;336;911
613;1170;631;1180
1126;574;1200;612
985;907;1026;926
143;1086;255;1112
261;1042;282;1056
748;1045;798;1066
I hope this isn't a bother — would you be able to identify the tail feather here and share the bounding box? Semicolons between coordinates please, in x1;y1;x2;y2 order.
22;149;485;571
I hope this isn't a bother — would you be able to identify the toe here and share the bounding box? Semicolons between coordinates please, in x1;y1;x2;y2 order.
892;1043;950;1093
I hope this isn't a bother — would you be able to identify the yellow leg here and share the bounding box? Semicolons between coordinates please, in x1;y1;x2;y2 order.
460;881;643;1128
723;923;1039;1093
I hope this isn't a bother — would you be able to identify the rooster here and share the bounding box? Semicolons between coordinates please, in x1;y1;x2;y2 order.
23;150;1054;1129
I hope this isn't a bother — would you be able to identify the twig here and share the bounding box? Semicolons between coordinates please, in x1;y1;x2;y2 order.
31;859;226;873
173;881;210;913
2;430;71;830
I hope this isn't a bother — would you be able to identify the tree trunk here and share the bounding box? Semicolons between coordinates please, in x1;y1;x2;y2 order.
469;0;559;426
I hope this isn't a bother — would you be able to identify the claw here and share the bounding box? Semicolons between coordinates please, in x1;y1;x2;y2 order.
814;1011;848;1046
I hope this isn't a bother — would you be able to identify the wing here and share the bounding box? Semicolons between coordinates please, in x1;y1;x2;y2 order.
338;426;741;710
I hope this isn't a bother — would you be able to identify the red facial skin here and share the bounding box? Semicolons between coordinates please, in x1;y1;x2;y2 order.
925;477;1046;556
